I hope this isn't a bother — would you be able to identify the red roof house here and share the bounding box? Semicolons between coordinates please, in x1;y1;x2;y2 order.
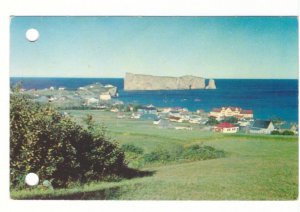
213;122;239;133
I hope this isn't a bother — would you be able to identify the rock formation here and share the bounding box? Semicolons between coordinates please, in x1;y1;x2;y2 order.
205;79;216;89
124;72;216;90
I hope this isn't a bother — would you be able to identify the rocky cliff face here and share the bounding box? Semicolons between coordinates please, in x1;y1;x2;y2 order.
124;73;216;90
205;79;216;89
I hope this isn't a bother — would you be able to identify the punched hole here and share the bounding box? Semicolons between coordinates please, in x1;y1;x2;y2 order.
25;173;39;186
26;28;39;42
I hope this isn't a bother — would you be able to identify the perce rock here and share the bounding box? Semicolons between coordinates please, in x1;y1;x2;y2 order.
124;73;216;91
205;79;216;89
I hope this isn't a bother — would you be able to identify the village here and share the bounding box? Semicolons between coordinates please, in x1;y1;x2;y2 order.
107;104;298;135
19;83;298;136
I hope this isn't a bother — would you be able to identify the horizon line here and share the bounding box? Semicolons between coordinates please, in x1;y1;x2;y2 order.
9;76;298;80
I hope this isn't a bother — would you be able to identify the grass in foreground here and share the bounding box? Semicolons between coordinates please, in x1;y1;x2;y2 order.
11;110;298;200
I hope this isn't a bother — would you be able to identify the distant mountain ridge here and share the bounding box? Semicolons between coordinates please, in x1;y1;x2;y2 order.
124;72;216;90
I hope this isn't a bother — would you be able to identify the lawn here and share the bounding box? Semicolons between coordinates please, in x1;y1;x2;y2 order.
11;110;298;200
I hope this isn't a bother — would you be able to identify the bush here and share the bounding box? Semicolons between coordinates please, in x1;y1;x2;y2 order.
282;130;295;136
10;92;126;188
205;117;219;126
142;144;225;164
121;144;144;154
222;116;238;124
182;144;225;161
271;130;295;136
143;149;171;163
271;130;281;135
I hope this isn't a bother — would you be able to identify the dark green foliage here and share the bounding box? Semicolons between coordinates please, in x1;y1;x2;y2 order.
271;130;295;136
222;116;238;124
10;93;126;188
121;144;144;154
271;130;281;135
142;144;225;164
143;149;171;163
205;117;219;126
182;144;225;161
282;130;295;136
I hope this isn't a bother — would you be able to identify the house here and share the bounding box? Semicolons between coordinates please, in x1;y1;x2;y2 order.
99;93;111;101
189;115;202;124
160;107;172;113
110;108;119;113
290;124;298;134
86;97;99;105
209;106;253;121
249;120;275;134
169;115;183;123
137;105;157;115
140;113;159;121
196;109;205;114
213;122;239;133
58;87;65;90
49;86;55;90
131;113;141;119
175;126;193;130
157;120;174;129
117;112;125;119
153;119;161;125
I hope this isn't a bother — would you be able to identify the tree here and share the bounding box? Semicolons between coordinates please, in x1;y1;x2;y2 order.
10;92;125;188
205;117;219;126
222;116;238;124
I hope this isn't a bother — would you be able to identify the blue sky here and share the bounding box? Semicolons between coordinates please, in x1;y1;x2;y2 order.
10;16;298;79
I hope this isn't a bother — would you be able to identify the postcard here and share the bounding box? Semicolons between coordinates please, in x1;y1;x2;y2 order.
10;16;298;200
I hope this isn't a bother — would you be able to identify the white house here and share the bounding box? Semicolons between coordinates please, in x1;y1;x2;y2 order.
99;93;111;101
209;107;253;120
110;108;119;113
212;122;239;133
249;120;275;134
86;97;99;105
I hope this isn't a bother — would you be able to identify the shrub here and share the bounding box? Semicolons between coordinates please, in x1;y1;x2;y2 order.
10;92;125;188
142;144;225;164
121;144;144;154
182;144;225;161
205;117;219;126
271;130;295;136
222;116;238;124
143;149;171;163
271;130;281;135
282;130;295;136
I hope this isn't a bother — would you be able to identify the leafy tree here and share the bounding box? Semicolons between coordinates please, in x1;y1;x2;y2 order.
281;130;295;136
10;92;125;188
205;117;219;126
222;116;238;124
271;130;281;135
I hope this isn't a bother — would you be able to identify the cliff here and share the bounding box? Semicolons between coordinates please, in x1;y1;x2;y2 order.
205;79;216;89
124;73;216;90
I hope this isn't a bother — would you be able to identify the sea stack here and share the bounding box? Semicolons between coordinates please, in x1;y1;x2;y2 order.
206;79;216;89
124;72;215;91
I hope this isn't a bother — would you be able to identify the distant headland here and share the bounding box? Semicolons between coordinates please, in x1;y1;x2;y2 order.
124;73;216;91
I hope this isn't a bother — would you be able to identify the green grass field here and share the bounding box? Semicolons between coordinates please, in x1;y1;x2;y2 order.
11;110;298;200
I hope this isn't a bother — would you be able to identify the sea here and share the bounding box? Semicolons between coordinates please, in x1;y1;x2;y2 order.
10;77;298;123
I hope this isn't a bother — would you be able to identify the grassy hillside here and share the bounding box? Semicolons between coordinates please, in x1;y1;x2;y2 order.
11;110;298;200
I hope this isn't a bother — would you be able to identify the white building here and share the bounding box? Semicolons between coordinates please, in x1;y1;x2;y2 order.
212;122;239;133
209;107;253;120
86;97;99;105
249;120;275;134
99;93;111;101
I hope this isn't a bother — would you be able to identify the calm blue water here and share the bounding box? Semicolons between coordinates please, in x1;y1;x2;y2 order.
10;77;298;123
